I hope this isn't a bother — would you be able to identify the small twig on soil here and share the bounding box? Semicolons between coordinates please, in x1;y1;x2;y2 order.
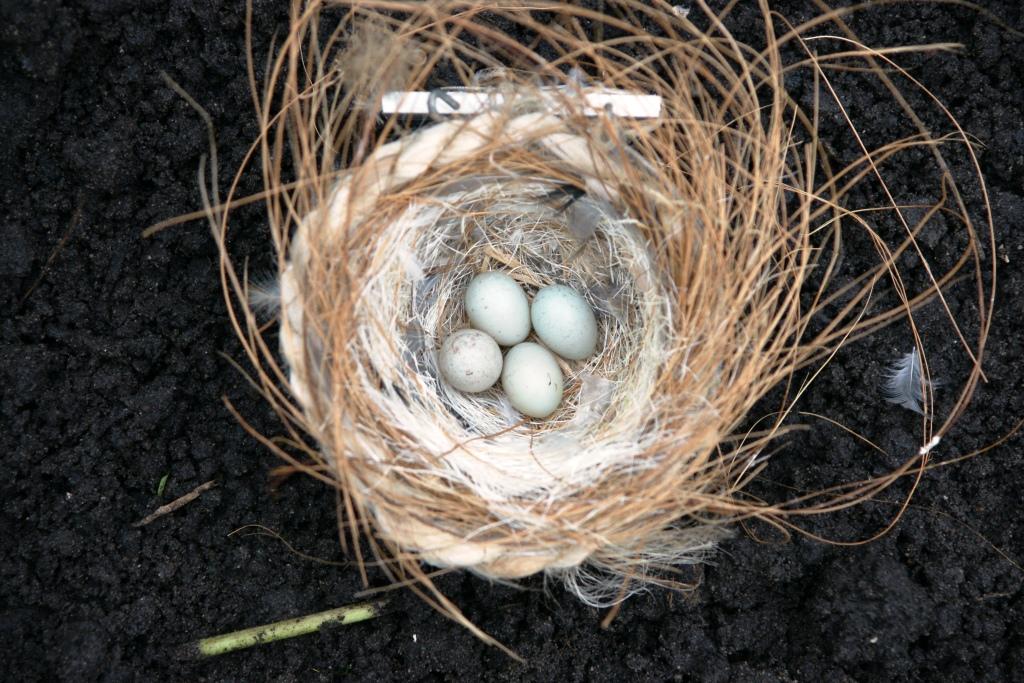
976;592;1014;601
179;600;389;658
19;196;84;307
133;480;217;527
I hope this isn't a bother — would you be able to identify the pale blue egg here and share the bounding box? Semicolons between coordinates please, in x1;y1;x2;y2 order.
501;342;564;418
530;284;598;360
464;271;531;346
438;329;503;393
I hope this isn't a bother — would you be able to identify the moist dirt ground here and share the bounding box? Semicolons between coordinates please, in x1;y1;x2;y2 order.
2;2;1023;680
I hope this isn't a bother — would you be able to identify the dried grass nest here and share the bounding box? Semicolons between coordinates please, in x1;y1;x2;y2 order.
206;0;994;640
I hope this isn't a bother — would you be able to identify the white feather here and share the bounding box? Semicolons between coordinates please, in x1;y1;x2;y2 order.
881;348;937;415
248;274;281;318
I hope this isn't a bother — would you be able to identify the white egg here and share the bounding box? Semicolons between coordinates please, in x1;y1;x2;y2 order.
438;329;503;393
501;342;564;418
464;271;531;346
530;284;598;360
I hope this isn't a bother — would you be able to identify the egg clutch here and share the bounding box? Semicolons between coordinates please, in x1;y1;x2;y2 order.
438;271;598;418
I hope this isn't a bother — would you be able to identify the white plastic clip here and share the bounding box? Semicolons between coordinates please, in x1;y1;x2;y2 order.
381;89;663;119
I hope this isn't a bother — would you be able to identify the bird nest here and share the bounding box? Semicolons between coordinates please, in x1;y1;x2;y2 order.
207;0;992;642
281;109;708;596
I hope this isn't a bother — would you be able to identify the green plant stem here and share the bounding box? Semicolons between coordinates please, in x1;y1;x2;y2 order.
187;600;387;658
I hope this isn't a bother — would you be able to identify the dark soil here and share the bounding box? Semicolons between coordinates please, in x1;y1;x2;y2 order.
3;2;1023;681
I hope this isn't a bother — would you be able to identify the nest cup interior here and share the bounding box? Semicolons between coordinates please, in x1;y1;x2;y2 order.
405;181;660;426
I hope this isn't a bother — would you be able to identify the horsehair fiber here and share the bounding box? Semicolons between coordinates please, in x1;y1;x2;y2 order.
202;0;995;650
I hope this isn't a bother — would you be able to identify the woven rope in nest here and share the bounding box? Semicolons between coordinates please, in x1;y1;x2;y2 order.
211;0;993;635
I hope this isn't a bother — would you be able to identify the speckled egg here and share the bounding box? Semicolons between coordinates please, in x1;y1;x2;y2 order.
438;329;503;393
530;284;598;360
464;271;531;346
501;342;564;418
